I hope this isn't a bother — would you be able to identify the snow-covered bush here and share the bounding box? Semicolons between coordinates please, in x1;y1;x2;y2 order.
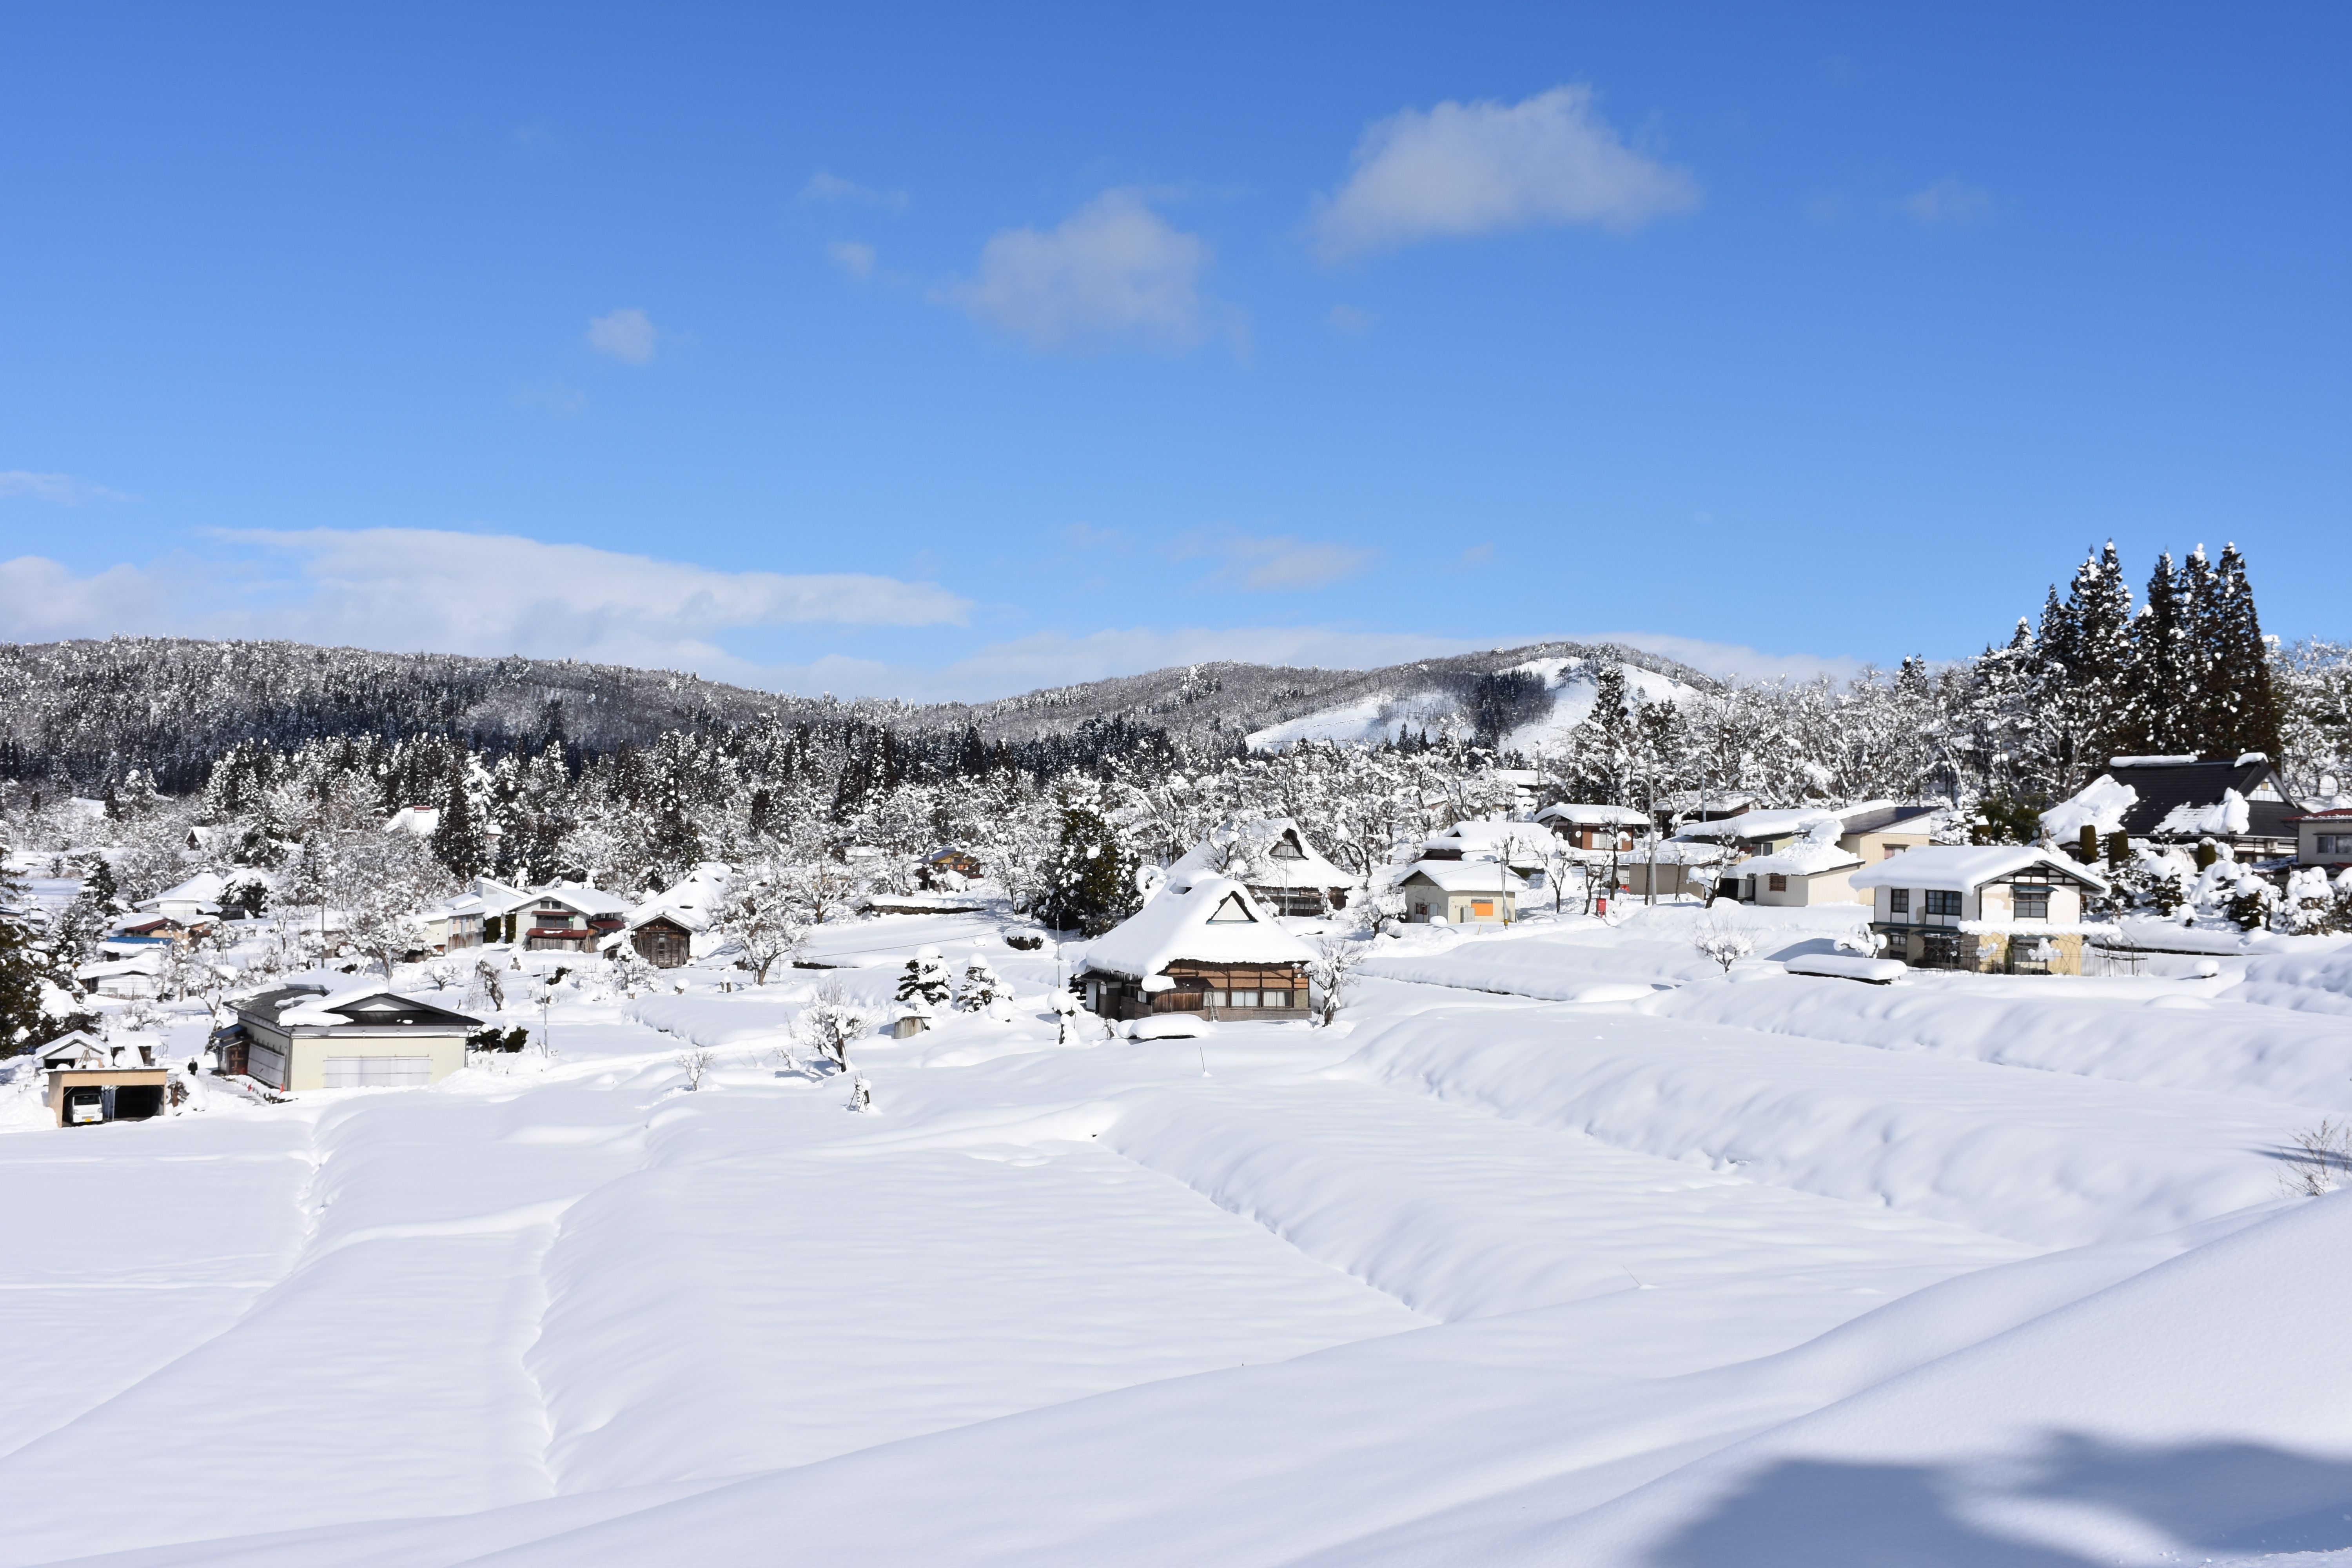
1305;931;1366;1026
955;953;1009;1014
1690;919;1755;976
896;947;951;1007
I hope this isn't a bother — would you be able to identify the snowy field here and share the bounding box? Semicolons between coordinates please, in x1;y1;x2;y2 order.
5;904;2352;1565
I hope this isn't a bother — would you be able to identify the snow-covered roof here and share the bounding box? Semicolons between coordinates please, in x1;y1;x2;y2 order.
1533;803;1651;828
1675;808;1841;844
628;861;733;933
140;871;225;910
2040;775;2140;842
1434;819;1559;851
1399;860;1532;894
1850;846;2107;895
386;806;441;838
2154;789;2250;839
1168;819;1352;892
78;950;166;980
1078;876;1314;982
1738;842;1863;878
524;882;634;918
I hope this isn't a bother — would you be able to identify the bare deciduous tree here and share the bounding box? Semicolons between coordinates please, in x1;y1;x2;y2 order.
675;1045;714;1091
1690;918;1755;976
1305;931;1367;1026
2281;1120;2352;1196
794;980;872;1074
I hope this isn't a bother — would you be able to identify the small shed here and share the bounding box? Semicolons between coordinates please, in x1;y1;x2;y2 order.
1076;876;1314;1023
1396;860;1526;924
616;861;732;968
1533;803;1651;853
38;1032;169;1128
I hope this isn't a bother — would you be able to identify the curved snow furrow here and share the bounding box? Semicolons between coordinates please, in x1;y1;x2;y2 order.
1342;1005;2313;1249
1101;1078;2024;1332
1647;976;2352;1112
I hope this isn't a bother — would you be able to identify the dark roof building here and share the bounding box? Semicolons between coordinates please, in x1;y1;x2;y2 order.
2103;756;2302;854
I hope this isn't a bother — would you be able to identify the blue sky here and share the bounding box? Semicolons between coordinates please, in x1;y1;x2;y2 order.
2;3;2345;699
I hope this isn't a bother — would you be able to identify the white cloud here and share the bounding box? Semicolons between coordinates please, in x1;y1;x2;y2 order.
0;470;133;505
943;190;1214;351
827;240;877;280
1312;85;1699;259
1583;632;1868;685
0;530;970;671
1326;303;1375;337
800;171;909;211
586;308;659;365
1213;535;1377;592
1899;178;1993;227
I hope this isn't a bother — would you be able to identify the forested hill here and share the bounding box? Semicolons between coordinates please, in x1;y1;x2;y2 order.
0;636;1713;793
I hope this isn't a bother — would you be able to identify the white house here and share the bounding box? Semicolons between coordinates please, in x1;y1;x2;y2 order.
1076;875;1314;1024
1850;845;2109;974
1168;819;1355;916
1395;860;1526;925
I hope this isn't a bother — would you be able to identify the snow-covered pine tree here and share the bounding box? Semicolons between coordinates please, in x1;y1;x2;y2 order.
2121;551;2194;755
2204;543;2283;760
896;945;951;1006
429;753;486;877
955;952;1007;1013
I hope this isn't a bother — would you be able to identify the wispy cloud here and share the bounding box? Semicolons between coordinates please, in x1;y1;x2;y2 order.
0;529;970;671
0;470;134;505
1899;178;1993;227
1327;303;1376;337
1311;85;1700;260
1178;533;1377;592
941;190;1223;352
800;171;909;211
586;307;659;365
1584;632;1868;685
826;240;877;280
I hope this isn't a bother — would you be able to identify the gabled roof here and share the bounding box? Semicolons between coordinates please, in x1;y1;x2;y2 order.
2102;757;2301;840
1739;842;1863;877
1169;819;1353;892
626;861;733;933
1534;803;1652;828
1675;808;1842;844
1399;860;1532;894
1078;876;1314;982
1837;804;1944;837
1850;845;2107;895
139;871;226;910
237;982;481;1032
521;882;634;919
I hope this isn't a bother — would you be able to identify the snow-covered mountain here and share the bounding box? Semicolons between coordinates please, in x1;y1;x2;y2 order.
1245;653;1706;755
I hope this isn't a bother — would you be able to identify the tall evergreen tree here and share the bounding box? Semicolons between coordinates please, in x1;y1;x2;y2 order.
2122;551;2195;755
2206;543;2284;759
429;754;486;877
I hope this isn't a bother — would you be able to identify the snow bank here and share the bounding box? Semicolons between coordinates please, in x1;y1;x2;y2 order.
1343;1004;2317;1246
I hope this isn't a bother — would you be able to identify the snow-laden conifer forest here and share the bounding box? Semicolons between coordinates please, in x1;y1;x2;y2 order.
2;543;2351;1566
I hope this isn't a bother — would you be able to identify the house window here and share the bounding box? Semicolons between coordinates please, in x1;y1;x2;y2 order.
1768;874;1788;892
1261;989;1292;1009
1924;889;1963;918
1203;991;1226;1009
1228;991;1259;1009
1470;900;1495;918
2011;882;2051;920
1888;888;1910;918
1884;844;1907;859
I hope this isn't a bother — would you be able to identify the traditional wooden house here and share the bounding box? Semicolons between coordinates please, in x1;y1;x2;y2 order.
1850;846;2108;974
38;1032;169;1127
613;861;732;969
1419;819;1557;887
1532;803;1651;853
1396;860;1526;924
1076;875;1314;1024
1717;821;1865;907
228;984;480;1092
1168;819;1354;916
492;883;632;952
2092;755;2304;859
